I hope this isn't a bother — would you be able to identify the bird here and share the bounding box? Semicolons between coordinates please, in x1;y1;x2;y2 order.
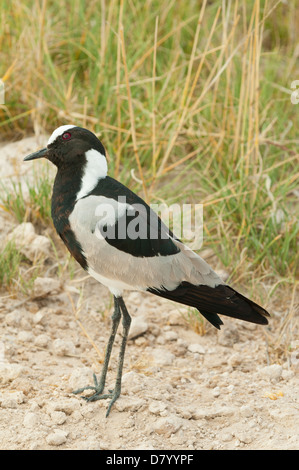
24;125;270;416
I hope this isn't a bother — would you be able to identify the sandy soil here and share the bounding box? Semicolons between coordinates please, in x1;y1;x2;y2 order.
0;137;298;450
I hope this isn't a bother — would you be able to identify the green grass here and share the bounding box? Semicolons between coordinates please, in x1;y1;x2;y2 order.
0;239;25;288
0;165;53;225
0;0;298;328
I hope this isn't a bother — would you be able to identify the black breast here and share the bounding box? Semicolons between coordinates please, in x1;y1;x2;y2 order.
51;167;88;270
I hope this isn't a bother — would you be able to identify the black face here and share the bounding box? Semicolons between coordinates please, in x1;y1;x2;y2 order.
24;126;106;168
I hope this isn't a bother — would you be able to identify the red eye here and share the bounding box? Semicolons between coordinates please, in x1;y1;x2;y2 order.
62;132;71;140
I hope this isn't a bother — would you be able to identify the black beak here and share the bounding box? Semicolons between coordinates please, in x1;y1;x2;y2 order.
23;147;49;161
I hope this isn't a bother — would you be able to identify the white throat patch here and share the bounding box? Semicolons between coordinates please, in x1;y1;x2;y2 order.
47;124;76;146
76;148;108;200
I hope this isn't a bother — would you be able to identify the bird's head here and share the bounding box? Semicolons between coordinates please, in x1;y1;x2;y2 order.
24;125;107;173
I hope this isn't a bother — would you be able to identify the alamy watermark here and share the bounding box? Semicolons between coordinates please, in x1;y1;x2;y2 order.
93;197;203;250
290;80;299;104
0;79;4;105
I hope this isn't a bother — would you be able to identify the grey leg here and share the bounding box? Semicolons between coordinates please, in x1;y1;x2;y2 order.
73;296;121;397
105;296;131;416
73;296;131;418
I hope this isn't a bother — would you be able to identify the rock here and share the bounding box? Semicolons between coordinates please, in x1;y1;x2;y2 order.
152;415;182;437
17;331;35;343
114;396;145;412
128;316;148;340
52;338;76;357
46;430;68;446
34;334;51;348
192;405;236;420
7;222;35;246
50;411;67;425
68;367;94;391
23;412;40;428
5;308;31;328
258;364;282;382
151;348;175;366
239;405;254;418
26;235;51;262
7;222;51;261
148;400;167;415
46;398;81;416
188;343;205;354
0;391;25;408
33;277;60;298
218;324;240;347
0;363;24;384
164;330;178;341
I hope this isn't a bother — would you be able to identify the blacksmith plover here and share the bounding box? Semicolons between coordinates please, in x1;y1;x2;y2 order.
24;125;270;416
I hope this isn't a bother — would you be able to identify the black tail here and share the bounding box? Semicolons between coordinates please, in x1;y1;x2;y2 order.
147;282;270;330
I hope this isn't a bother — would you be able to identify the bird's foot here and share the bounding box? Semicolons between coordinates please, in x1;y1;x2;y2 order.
72;373;120;417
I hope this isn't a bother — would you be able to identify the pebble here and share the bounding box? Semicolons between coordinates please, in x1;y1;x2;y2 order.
46;430;68;446
148;400;167;415
52;338;76;357
17;331;35;343
50;411;67;425
188;343;205;354
0;391;25;408
34;334;51;348
5;309;31;329
7;222;51;262
218;324;240;347
240;405;254;418
114;396;145;412
151;348;175;366
33;277;60;298
23;412;40;428
152;415;182;437
68;367;94;391
0;363;24;384
128;316;148;340
258;364;282;382
46;398;81;416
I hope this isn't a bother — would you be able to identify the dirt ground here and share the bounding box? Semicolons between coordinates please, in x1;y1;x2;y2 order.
0;137;298;450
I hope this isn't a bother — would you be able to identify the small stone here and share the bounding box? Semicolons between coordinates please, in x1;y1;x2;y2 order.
221;432;233;442
258;364;282;382
23;412;40;428
128;316;148;340
0;363;24;384
0;391;25;408
152;415;182;437
27;235;51;261
212;386;220;397
228;353;242;367
68;367;94;391
52;338;76;357
151;348;175;366
148;400;167;415
46;398;81;416
34;334;50;348
50;411;67;425
240;405;254;418
33;277;60;298
164;330;178;341
46;430;68;446
218;324;240;347
5;309;31;328
17;331;35;343
188;343;205;354
114;396;145;412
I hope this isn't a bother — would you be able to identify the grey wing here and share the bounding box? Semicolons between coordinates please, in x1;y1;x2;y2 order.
69;195;224;291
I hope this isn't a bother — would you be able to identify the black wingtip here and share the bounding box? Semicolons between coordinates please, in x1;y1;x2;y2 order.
148;282;270;330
